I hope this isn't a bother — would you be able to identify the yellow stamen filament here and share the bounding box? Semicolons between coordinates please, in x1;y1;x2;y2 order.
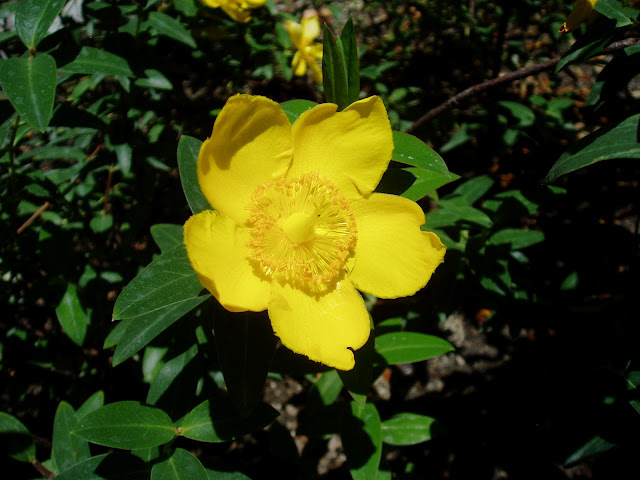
246;172;357;290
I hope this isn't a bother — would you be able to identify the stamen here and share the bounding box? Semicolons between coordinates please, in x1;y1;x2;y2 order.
246;172;357;290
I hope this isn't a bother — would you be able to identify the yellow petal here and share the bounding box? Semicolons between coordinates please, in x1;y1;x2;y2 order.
292;51;307;77
285;20;304;49
184;210;271;312
201;0;221;7
559;0;598;33
348;193;446;298
242;0;267;8
268;278;370;370
301;15;320;44
198;95;293;225
288;96;393;200
221;4;251;22
307;57;322;83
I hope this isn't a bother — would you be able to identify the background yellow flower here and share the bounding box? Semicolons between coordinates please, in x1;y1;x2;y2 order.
285;12;323;83
201;0;267;23
559;0;599;33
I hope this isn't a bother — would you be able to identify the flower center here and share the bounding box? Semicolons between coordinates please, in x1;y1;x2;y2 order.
246;172;357;290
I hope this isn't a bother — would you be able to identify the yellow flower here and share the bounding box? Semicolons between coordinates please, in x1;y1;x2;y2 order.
559;0;598;33
201;0;267;23
183;95;446;370
285;12;323;83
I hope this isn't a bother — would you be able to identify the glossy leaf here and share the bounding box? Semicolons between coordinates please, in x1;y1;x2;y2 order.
55;284;89;346
280;99;318;125
177;135;211;214
400;168;459;201
180;399;279;443
73;401;176;449
76;391;105;420
381;413;438;446
62;47;134;77
594;0;635;27
112;295;209;366
487;229;545;250
150;224;184;253
151;448;208;480
322;25;349;110
112;244;203;320
52;401;91;472
0;412;36;463
375;332;454;365
147;344;199;405
0;53;56;132
546;114;640;182
214;311;277;416
54;453;149;480
342;402;382;480
147;12;196;48
392;131;450;175
15;0;66;49
340;17;360;105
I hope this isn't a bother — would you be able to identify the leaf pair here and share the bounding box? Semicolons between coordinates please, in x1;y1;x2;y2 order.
322;17;360;110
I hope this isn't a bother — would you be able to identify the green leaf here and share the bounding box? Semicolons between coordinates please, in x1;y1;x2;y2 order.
104;318;130;349
308;369;343;410
54;453;149;480
180;399;279;442
52;402;91;472
339;333;375;409
151;224;184;253
135;69;173;91
594;0;634;27
381;413;438;446
450;175;494;204
147;344;199;405
340;17;360;105
280;99;318;125
214;311;278;416
73;401;177;449
113;295;209;366
0;412;36;462
90;213;114;233
556;22;615;72
322;25;349;110
392;131;450;175
147;12;196;48
177;135;211;214
76;391;105;420
564;435;616;467
55;284;89;347
342;402;382;480
498;101;535;127
112;244;203;320
0;53;56;132
487;229;544;250
400;168;459;201
375;332;454;365
546;114;640;182
15;0;66;50
151;448;208;480
61;47;134;77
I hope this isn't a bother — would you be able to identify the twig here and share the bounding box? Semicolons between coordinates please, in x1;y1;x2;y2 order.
406;37;640;134
103;163;115;216
16;202;50;235
31;459;55;479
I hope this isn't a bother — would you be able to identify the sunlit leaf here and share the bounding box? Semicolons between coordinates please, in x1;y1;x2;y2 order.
342;402;382;480
375;332;454;365
381;413;438;446
177;135;211;214
55;284;89;347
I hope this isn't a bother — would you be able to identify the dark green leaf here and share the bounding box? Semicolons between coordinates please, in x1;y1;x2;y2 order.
15;0;66;49
280;99;318;124
177;135;211;214
308;369;343;410
339;333;375;408
113;295;209;366
375;332;454;365
52;402;91;472
0;412;36;463
147;12;196;48
546;114;640;182
381;413;438;446
54;454;149;480
594;0;634;27
112;244;203;320
322;25;349;110
147;344;199;405
342;402;382;480
90;213;114;233
564;435;615;467
487;229;545;250
104;318;130;349
214;311;277;416
135;69;173;91
55;284;89;347
76;391;105;420
450;175;494;204
556;22;615;72
392;131;450;175
151;448;208;480
61;47;134;77
73;401;177;449
340;17;360;105
0;53;56;132
151;224;184;253
180;399;279;443
400;168;459;201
